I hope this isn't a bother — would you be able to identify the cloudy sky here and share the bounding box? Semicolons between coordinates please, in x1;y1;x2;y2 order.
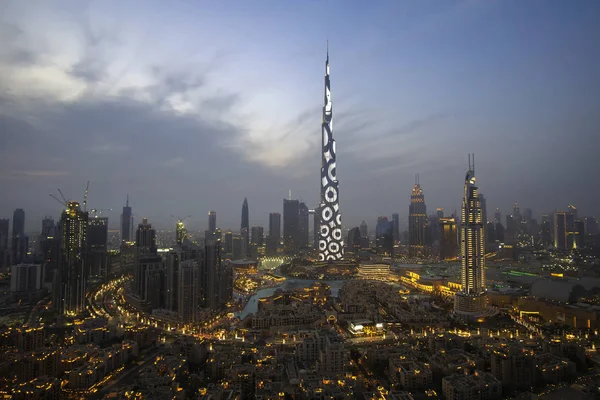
1;0;599;233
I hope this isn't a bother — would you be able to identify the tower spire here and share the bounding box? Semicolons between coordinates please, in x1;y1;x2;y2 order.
126;194;129;207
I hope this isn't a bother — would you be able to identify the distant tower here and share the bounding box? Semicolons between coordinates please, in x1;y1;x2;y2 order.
11;208;27;265
176;220;187;245
136;218;157;255
318;45;344;261
267;213;281;256
454;155;488;316
58;202;88;315
408;175;427;257
121;195;132;243
391;213;400;243
359;221;368;238
283;199;300;254
494;208;501;224
241;198;249;254
208;211;217;232
298;202;309;249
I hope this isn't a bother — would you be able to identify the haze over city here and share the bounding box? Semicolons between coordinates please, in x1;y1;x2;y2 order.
1;0;599;231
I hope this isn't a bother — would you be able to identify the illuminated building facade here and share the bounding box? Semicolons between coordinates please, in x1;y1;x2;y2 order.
554;212;567;249
408;177;427;257
454;155;488;316
58;202;88;315
176;219;187;245
318;47;344;261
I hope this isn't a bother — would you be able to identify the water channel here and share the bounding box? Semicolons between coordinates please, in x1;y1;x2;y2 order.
235;279;346;320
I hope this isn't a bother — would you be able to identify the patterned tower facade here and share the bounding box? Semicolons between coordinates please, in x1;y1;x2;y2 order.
319;47;343;261
408;176;427;256
454;155;487;315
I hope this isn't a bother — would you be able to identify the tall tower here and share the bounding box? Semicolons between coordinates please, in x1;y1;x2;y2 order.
208;211;217;233
319;45;343;261
454;155;488;316
58;202;88;315
11;208;27;265
121;195;132;243
408;176;427;257
241;198;249;256
176;219;187;245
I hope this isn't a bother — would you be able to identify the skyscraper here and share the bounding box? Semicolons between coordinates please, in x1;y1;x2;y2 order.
267;213;281;255
298;202;309;249
347;227;361;255
135;218;157;255
11;208;27;265
439;217;458;261
359;221;368;238
241;198;249;232
391;213;400;244
283;199;299;254
241;198;249;254
375;216;394;256
408;177;427;257
208;211;217;233
454;155;487;316
251;226;264;247
554;212;567;250
494;208;502;224
87;217;108;278
178;259;198;323
0;219;9;268
121;195;132;243
57;202;88;315
176;219;187;245
318;47;343;261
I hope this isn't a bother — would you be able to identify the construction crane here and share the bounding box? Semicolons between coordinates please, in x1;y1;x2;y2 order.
171;215;191;223
83;181;90;212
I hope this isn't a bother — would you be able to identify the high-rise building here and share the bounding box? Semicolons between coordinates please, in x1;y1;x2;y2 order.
585;217;599;235
200;239;231;310
347;227;361;255
251;226;264;247
298;202;309;249
513;202;522;223
176;219;187;245
267;213;281;255
208;211;217;233
392;213;400;244
454;156;487;316
359;221;368;238
541;214;552;246
135;218;157;255
375;216;394;256
554;212;567;250
494;208;501;224
87;217;108;277
57;202;88;315
437;208;444;219
283;199;300;254
178;259;198;323
11;263;43;293
121;195;132;243
439;217;458;261
165;250;180;312
11;208;27;265
318;48;344;261
408;177;427;257
0;219;9;268
224;230;233;254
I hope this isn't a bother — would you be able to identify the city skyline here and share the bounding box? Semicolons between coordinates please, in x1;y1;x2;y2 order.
1;1;599;231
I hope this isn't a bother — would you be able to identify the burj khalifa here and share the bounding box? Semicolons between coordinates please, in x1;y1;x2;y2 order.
318;46;344;261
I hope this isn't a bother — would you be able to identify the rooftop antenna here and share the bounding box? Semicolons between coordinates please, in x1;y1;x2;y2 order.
126;194;129;208
472;153;475;174
83;181;90;212
288;190;292;200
